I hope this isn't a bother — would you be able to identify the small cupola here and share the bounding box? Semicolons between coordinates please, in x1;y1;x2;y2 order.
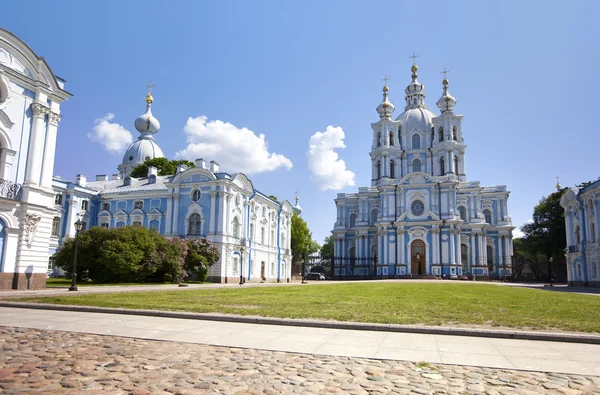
436;73;456;113
376;81;395;119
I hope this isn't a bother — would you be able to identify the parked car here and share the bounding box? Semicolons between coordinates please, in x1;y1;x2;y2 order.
305;272;326;280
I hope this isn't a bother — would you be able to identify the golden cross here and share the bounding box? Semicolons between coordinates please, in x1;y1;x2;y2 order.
409;52;419;65
381;75;391;85
441;68;450;79
146;80;156;93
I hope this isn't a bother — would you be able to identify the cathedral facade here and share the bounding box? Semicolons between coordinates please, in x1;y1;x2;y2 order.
560;179;600;287
332;64;514;278
50;91;297;283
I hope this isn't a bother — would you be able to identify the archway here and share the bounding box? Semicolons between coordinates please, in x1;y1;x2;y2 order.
411;239;426;275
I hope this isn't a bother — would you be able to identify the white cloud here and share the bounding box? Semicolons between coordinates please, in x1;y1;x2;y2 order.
513;228;525;238
88;113;133;154
307;126;355;190
175;116;292;174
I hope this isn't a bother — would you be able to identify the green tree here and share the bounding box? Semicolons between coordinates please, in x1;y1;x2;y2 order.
290;212;319;262
185;238;220;281
320;235;334;257
130;158;195;178
520;190;566;261
268;195;278;201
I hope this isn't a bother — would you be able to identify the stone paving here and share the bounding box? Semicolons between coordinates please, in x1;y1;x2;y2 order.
1;327;599;394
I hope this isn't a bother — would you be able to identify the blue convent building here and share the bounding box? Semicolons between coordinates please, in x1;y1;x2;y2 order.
332;63;514;279
50;90;296;283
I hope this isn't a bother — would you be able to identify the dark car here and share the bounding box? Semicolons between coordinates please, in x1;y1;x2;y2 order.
305;272;326;280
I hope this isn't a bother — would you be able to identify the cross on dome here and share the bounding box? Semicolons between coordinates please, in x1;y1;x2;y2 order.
381;75;391;86
441;68;450;79
409;52;419;65
145;81;155;104
146;80;156;92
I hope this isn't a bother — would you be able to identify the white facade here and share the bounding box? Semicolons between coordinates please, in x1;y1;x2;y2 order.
0;28;71;290
560;180;600;287
332;64;514;279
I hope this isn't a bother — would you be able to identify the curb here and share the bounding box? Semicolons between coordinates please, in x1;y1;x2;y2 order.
2;301;600;345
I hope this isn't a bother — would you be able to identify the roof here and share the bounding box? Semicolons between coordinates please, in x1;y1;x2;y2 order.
87;176;171;195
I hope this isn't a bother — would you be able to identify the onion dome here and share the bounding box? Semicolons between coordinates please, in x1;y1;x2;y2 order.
294;194;302;215
404;64;426;110
134;91;160;135
436;77;457;113
376;84;395;118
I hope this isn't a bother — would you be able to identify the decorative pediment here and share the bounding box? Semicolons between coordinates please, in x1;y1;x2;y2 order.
408;226;429;239
182;174;211;183
400;172;436;185
114;209;128;222
97;211;112;217
232;173;254;193
486;236;495;248
460;234;470;244
147;208;163;221
171;167;217;184
481;200;493;209
456;196;468;205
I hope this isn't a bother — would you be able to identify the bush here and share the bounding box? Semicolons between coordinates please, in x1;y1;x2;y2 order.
53;226;220;284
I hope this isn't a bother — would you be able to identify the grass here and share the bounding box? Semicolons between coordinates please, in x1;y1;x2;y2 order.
22;282;600;333
45;278;170;287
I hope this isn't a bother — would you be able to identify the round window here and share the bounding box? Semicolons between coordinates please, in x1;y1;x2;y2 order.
411;200;425;216
128;156;134;161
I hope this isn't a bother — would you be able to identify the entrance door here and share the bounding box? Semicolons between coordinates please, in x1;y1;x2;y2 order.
261;261;266;280
411;240;426;275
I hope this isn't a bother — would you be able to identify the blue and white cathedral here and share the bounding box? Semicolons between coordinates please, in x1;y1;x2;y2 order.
49;89;297;283
332;63;514;278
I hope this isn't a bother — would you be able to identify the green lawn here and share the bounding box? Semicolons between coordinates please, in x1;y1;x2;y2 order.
45;278;172;287
23;282;600;333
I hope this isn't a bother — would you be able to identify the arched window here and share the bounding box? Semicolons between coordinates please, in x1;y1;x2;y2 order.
454;156;459;174
371;209;379;225
51;217;60;237
438;127;444;142
413;158;421;173
349;213;357;228
101;222;109;229
389;131;394;146
232;217;240;238
483;209;492;224
459;206;467;222
132;221;142;227
377;161;381;179
390;160;395;178
188;213;201;235
461;244;469;273
116;222;125;228
412;134;421;149
191;189;201;202
575;226;581;245
452;125;458;140
440;157;445;176
349;246;356;268
577;262;582;278
377;132;381;147
149;220;159;231
413;98;417;105
487;246;494;273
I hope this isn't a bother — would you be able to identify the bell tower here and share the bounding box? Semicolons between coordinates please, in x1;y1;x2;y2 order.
370;80;402;186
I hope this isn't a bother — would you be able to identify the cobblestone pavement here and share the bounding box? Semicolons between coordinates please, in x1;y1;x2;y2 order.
1;327;599;395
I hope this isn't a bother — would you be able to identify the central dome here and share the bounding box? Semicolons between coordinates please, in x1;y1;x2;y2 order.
122;138;164;165
395;107;436;133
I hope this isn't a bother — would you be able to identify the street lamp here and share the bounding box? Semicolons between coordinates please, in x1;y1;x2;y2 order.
69;219;84;291
239;244;245;285
548;257;554;286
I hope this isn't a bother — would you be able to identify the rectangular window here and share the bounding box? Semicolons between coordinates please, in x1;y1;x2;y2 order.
51;217;60;237
102;202;110;211
48;257;55;271
80;200;89;211
261;228;265;244
101;223;109;228
134;201;144;210
54;194;62;205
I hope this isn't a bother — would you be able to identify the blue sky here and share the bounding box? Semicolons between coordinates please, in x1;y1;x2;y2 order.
2;1;599;243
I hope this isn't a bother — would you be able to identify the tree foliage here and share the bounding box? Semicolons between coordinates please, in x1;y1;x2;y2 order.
520;190;566;260
268;195;278;201
290;212;319;261
320;235;334;257
130;158;195;178
53;226;220;283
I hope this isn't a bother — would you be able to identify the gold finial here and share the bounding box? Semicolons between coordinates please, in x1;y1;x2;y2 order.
295;190;299;202
145;80;155;104
382;75;391;91
556;176;562;190
441;68;449;85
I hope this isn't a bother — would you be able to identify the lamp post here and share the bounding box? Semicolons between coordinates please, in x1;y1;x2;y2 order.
548;256;554;286
239;242;245;285
69;219;84;291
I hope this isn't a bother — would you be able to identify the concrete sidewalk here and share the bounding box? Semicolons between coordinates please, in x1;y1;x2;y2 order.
1;306;599;376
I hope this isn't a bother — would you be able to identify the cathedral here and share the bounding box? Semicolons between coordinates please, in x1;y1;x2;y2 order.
332;63;514;279
50;89;298;283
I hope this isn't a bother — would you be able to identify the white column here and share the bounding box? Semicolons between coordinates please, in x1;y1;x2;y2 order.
209;191;217;234
40;112;60;188
64;198;77;239
398;230;405;266
455;232;461;266
165;192;173;235
449;229;456;265
25;103;49;185
172;192;180;235
432;230;438;265
224;194;231;234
